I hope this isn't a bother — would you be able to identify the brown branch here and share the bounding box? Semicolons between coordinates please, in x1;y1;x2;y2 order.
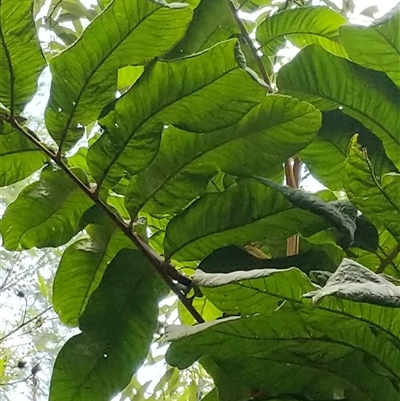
226;0;271;90
3;115;204;324
285;157;303;256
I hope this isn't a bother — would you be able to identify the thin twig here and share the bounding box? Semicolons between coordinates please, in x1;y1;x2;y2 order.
0;373;33;386
0;307;52;343
376;243;400;274
226;0;271;90
2;115;204;324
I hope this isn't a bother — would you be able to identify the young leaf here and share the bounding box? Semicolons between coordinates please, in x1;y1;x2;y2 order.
257;6;347;57
45;0;193;150
49;249;167;401
124;95;320;218
277;45;400;170
344;136;400;242
87;39;267;190
0;128;47;187
53;209;135;327
340;7;400;88
0;165;93;250
0;0;45;112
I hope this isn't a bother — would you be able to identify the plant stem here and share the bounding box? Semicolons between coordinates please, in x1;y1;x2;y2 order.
226;0;271;90
2;115;205;324
376;243;400;274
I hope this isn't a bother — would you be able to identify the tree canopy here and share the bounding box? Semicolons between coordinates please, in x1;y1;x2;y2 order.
0;0;399;400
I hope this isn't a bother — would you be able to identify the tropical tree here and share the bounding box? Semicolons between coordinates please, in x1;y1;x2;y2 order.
0;0;399;400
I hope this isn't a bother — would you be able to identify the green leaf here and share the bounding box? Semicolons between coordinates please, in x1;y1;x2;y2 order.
166;307;400;401
277;45;400;169
167;257;400;399
124;95;320;217
344;136;400;243
235;0;273;13
340;7;400;88
178;297;221;326
49;249;167;401
349;225;400;278
198;242;342;275
45;0;193;150
193;266;314;316
257;7;347;58
166;0;239;59
0;165;93;250
164;179;346;261
300;110;396;191
304;258;400;307
0;0;45;112
53;209;135;326
0;127;47;187
255;176;359;249
87;40;267;190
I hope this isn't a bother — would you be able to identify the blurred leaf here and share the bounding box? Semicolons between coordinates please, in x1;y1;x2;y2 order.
344;136;400;243
0;165;93;250
117;66;144;92
87;40;267;190
235;0;273;13
0;128;47;187
49;249;167;401
45;0;193;150
277;45;400;169
125;95;320;218
257;7;347;58
178;297;222;326
340;7;400;88
53;207;135;326
0;0;45;112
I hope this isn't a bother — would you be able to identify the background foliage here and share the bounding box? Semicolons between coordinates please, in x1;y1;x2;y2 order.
1;0;399;400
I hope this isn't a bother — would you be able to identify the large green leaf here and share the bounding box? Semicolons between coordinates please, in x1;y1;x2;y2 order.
87;40;267;190
300;110;397;191
255;176;358;249
124;95;320;218
257;7;347;58
344;136;400;243
340;7;400;88
0;0;45;112
167;258;400;400
0;165;93;250
53;208;135;327
193;258;400;345
45;0;193;150
166;308;400;401
277;45;400;169
49;249;167;401
164;180;347;261
166;0;239;58
0;126;47;186
198;241;342;275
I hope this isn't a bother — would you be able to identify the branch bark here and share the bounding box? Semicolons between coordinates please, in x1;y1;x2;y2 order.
2;114;205;324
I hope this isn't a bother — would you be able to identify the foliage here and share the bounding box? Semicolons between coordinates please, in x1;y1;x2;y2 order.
1;0;399;400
